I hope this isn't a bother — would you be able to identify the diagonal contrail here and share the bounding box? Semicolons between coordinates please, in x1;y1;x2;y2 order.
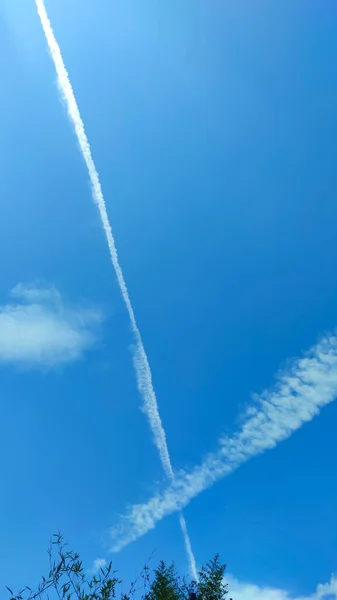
34;0;197;580
111;331;337;550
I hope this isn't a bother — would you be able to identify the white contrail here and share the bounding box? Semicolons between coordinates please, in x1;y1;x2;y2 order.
111;332;337;551
34;0;197;579
179;513;198;581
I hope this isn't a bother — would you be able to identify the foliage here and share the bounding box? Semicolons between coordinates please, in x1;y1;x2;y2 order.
6;535;230;600
197;554;228;600
6;533;118;600
145;561;180;600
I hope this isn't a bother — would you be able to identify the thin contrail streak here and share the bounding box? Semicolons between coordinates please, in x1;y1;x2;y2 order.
179;513;198;581
34;0;197;580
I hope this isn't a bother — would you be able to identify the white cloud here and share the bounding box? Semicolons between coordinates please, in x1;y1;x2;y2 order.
227;573;337;599
91;558;107;574
0;284;102;368
110;333;337;550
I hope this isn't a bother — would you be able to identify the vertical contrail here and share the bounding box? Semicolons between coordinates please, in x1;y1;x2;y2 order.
179;513;198;581
34;0;197;580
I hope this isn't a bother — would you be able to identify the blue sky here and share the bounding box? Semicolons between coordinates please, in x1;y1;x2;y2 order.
1;0;337;598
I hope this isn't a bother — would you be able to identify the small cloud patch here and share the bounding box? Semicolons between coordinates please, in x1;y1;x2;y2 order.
91;558;107;574
0;283;103;368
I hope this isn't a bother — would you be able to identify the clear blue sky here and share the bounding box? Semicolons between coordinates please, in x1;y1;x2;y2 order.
1;1;337;598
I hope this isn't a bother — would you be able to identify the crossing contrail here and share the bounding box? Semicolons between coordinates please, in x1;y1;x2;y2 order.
111;331;337;550
34;0;197;580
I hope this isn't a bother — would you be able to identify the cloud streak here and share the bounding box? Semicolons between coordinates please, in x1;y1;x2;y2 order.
0;283;101;367
34;0;197;579
111;332;337;550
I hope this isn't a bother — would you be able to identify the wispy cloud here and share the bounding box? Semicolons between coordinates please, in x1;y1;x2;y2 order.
111;333;337;550
227;573;337;600
0;283;102;368
91;558;107;574
34;0;196;578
